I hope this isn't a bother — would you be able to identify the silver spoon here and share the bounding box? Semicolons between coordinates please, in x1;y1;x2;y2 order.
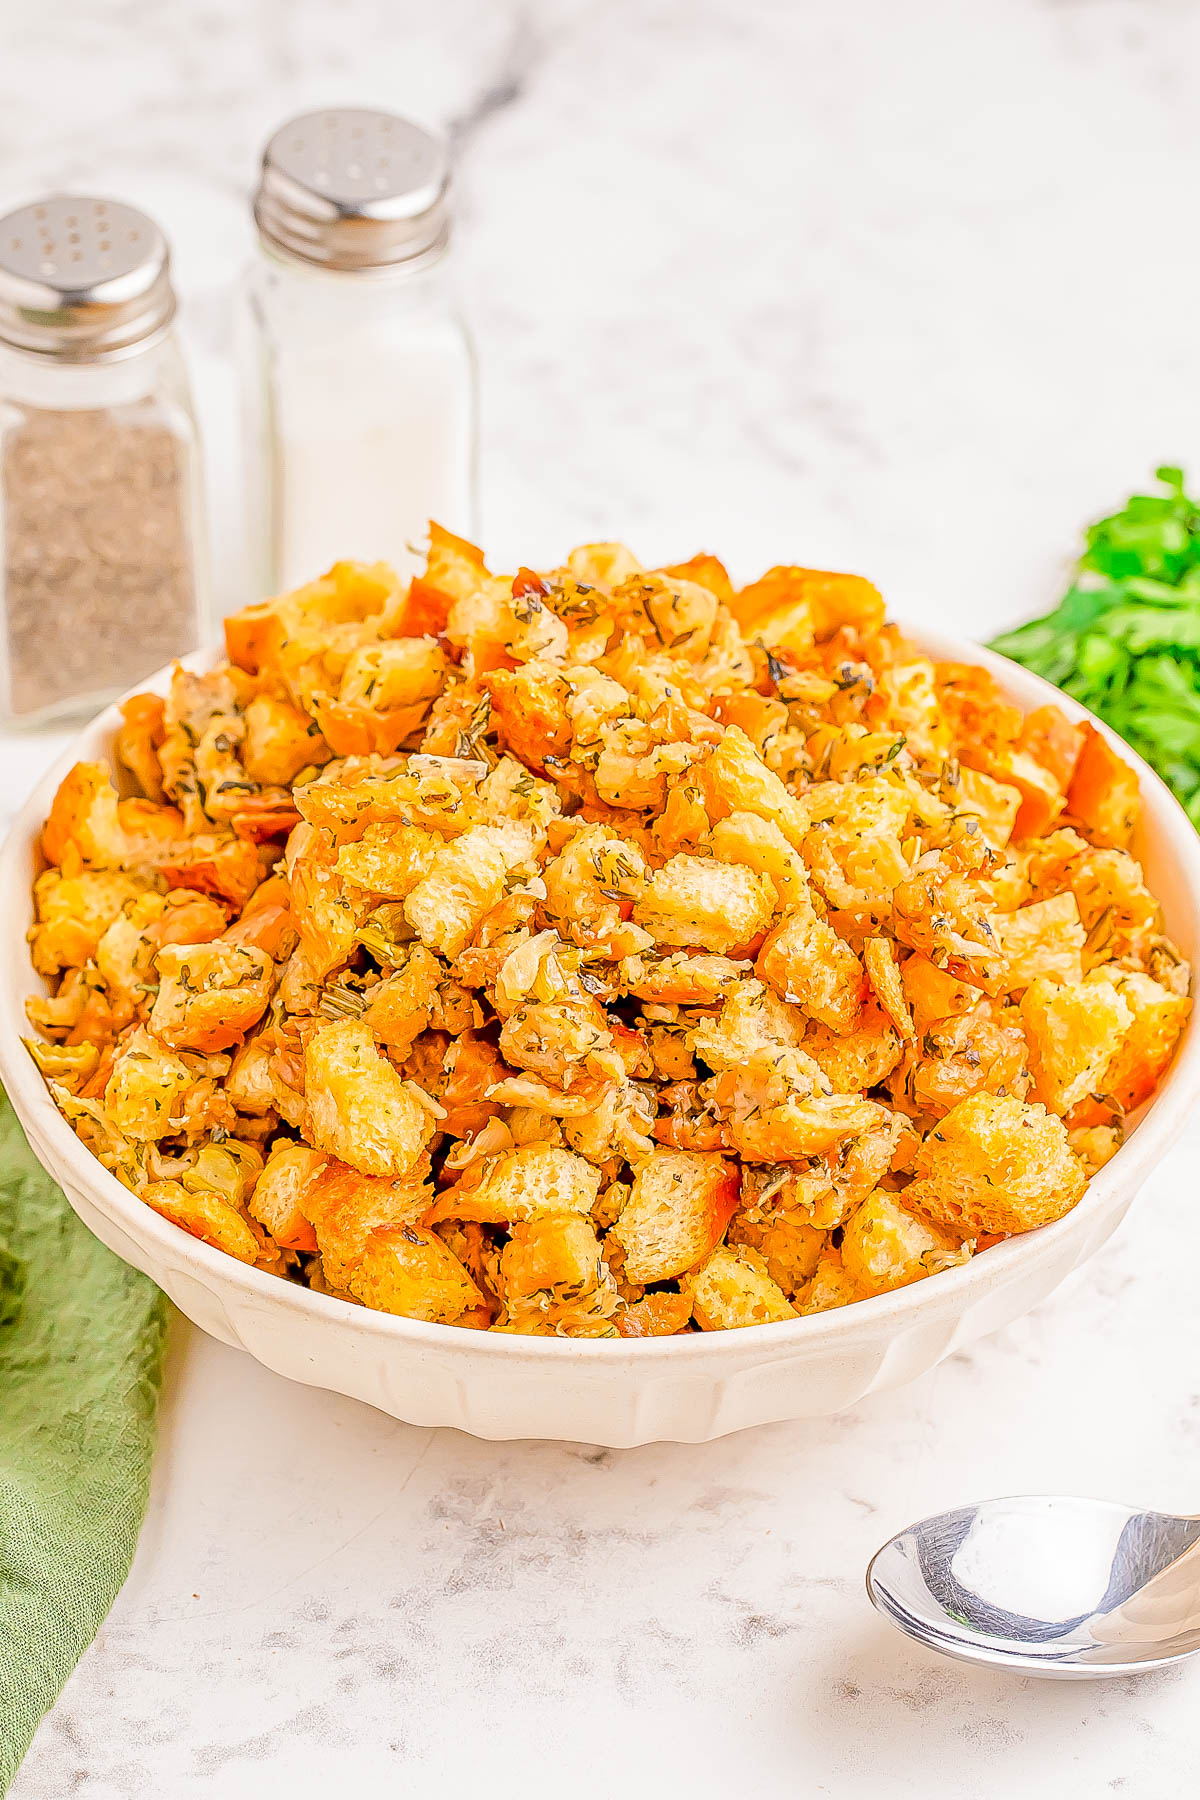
866;1495;1200;1679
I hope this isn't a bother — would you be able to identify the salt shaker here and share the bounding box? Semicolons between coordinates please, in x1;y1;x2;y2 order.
241;108;479;595
0;196;207;726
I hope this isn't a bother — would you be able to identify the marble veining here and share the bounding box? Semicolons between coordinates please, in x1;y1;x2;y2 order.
5;1;1200;1793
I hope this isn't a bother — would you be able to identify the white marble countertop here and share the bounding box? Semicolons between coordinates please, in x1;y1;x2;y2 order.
6;0;1200;1793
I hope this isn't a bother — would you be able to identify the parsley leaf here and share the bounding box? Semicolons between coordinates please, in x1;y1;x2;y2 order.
989;466;1200;827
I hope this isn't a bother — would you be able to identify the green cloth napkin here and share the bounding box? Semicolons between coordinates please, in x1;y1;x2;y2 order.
0;1086;166;1794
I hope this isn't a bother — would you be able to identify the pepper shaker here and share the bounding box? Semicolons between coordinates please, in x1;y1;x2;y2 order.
0;196;207;726
240;107;479;595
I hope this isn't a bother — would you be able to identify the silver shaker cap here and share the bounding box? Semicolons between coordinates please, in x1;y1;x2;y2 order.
254;108;451;272
0;196;176;359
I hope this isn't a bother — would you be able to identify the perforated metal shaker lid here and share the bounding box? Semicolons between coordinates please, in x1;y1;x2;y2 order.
254;108;451;272
0;196;176;359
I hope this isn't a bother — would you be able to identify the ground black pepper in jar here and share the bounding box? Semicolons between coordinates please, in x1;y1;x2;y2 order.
0;196;206;726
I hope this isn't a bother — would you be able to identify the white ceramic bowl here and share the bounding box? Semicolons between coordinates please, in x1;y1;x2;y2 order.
4;633;1200;1446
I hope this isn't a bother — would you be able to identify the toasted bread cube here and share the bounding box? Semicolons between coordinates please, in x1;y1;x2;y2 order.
295;756;482;842
142;1180;263;1265
304;1018;437;1177
955;766;1022;848
339;637;448;711
610;1148;739;1283
824;729;910;782
345;1224;482;1322
433;1143;601;1225
729;1213;824;1297
1020;974;1133;1116
796;1244;860;1314
159;890;234;950
498;990;615;1084
41;761;128;868
24;969;100;1042
558;1076;657;1165
802;808;910;912
496;586;571;663
688;1245;796;1329
757;905;865;1033
156;833;265;912
733;565;883;646
103;1026;192;1142
1019;826;1089;900
730;1094;886;1162
661;552;735;605
404;825;529;959
635;573;719;658
622;952;747;1005
649;780;710;859
707;810;811;912
712;693;790;767
541;824;648;932
803;1002;904;1092
395;522;495;637
361;946;443;1056
498;1215;608;1310
700;726;811;851
306;1159;430;1273
307;1160;482;1322
939;661;1024;744
115;691;166;800
335;823;440;898
690;981;805;1071
633;854;775;954
1019;705;1084;795
248;1141;326;1252
566;541;644;587
981;747;1064;840
900;955;979;1035
149;939;273;1054
29;868;157;976
840;1188;965;1297
485;662;573;772
1067;724;1140;848
91;891;168;1015
994;893;1085;993
478;753;564;834
306;1162;480;1321
442;571;514;667
906;1091;1086;1235
284;851;363;1007
727;568;814;655
242;693;327;787
1068;1123;1122;1174
909;1004;1030;1117
616;1290;695;1337
1095;970;1191;1112
223;560;393;677
1069;848;1159;941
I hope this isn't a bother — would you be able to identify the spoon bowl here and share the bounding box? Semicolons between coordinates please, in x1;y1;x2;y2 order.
866;1495;1200;1679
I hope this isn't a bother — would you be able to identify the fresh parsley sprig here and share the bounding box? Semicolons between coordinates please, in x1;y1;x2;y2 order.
989;467;1200;826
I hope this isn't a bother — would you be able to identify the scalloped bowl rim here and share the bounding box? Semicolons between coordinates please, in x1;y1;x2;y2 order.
2;626;1200;1373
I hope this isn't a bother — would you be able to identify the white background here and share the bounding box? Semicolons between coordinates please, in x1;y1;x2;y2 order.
4;1;1200;1793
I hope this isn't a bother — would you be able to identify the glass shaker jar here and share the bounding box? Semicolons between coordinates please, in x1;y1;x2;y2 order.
242;108;478;595
0;196;207;727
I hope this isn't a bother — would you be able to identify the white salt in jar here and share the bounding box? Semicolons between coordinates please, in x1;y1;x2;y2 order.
241;108;478;595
